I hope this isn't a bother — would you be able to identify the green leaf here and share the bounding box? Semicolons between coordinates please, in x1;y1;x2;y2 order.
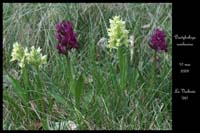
7;74;28;102
118;47;123;74
50;90;66;105
3;93;25;115
22;67;29;88
35;66;43;91
42;119;50;130
22;67;31;97
74;74;84;106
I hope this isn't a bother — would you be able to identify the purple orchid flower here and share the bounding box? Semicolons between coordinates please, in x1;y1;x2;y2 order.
149;28;168;52
55;21;78;55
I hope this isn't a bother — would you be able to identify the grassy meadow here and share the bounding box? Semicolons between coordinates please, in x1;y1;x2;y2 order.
3;3;172;130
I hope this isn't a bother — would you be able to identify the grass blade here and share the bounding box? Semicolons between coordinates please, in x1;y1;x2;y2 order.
6;74;28;102
74;74;84;106
49;90;66;105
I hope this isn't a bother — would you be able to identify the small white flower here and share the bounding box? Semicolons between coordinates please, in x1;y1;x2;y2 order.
107;16;129;49
10;42;47;69
26;46;47;68
37;47;42;53
10;42;24;62
67;120;77;130
18;56;26;68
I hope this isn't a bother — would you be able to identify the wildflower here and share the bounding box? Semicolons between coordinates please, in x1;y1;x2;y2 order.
10;42;26;68
67;120;77;130
10;42;47;68
26;46;47;68
18;56;26;68
149;28;168;52
107;16;129;49
10;42;24;62
55;21;78;55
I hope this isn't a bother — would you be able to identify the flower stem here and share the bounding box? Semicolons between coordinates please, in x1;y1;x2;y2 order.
118;46;127;93
22;67;29;102
66;55;74;94
35;66;44;117
153;51;157;87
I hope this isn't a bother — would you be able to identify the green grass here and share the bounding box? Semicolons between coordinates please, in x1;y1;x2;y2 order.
3;3;172;130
